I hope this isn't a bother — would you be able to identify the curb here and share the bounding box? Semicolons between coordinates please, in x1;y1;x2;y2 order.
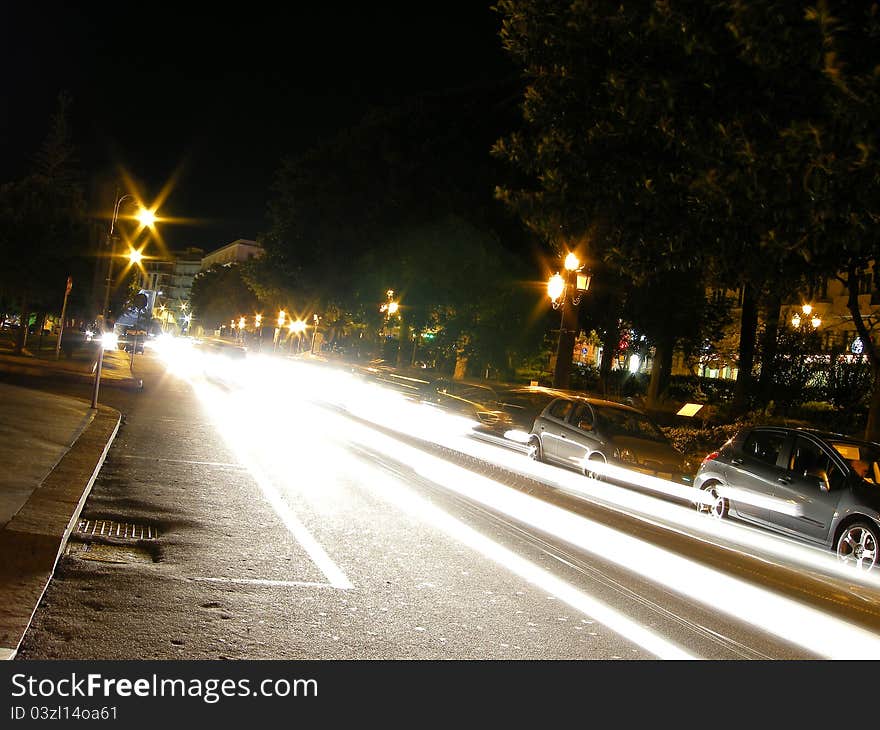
0;405;121;660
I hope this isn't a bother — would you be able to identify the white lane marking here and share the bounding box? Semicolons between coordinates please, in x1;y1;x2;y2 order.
192;382;354;591
191;577;336;589
0;647;16;661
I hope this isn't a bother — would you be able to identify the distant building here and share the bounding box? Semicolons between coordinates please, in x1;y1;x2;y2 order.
200;239;264;270
138;247;204;334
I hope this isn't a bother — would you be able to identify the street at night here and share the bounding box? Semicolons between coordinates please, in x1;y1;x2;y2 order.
4;1;880;723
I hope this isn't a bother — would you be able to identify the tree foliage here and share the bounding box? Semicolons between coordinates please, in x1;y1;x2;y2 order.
0;93;88;349
190;264;260;331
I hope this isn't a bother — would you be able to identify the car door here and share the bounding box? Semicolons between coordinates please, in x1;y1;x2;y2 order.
533;398;574;462
773;435;846;544
724;428;790;524
554;402;598;470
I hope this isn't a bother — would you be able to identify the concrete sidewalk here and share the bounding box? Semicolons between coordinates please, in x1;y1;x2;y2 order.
0;353;125;659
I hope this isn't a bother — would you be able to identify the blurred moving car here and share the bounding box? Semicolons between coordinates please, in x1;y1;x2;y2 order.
117;327;146;354
491;386;570;443
694;426;880;570
420;378;513;432
528;395;691;484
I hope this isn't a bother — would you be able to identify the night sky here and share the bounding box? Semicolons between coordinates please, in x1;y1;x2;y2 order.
2;3;515;253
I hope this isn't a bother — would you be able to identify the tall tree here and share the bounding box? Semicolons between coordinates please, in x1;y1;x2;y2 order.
0;93;87;353
493;1;733;400
190;264;260;331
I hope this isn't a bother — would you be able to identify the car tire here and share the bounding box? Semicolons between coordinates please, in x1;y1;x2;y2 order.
836;521;880;571
696;481;728;519
585;454;606;482
527;437;543;462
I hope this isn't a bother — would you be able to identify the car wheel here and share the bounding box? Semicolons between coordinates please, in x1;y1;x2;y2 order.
696;481;728;519
836;521;879;571
527;438;543;462
585;454;605;481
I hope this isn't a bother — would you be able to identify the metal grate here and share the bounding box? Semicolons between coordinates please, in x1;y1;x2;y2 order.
76;519;157;541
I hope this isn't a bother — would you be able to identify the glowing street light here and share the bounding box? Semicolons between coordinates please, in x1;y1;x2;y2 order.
792;303;821;329
547;251;591;388
136;208;157;227
380;289;399;316
311;314;320;354
547;273;565;305
288;318;307;353
101;192;156;328
274;310;287;353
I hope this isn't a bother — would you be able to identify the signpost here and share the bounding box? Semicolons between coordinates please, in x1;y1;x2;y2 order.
54;276;72;360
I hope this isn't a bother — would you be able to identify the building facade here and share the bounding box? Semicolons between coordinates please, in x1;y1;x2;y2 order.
200;239;264;270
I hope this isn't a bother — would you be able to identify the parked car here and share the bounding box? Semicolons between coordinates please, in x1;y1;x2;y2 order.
528;395;692;484
694;426;880;570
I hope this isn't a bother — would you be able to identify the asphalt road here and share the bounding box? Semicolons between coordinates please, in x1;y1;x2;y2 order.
12;343;880;659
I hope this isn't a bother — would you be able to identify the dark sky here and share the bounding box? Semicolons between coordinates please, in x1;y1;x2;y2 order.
2;3;515;252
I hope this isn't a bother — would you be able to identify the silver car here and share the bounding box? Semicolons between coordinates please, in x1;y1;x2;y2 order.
528;395;691;484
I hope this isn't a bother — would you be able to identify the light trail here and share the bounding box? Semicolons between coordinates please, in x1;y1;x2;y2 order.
192;378;354;591
155;341;880;657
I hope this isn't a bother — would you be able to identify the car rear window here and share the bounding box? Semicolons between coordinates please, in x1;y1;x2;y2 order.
594;406;667;442
548;399;574;420
743;431;786;466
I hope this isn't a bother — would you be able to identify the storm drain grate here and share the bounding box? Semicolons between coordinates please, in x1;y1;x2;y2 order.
76;519;158;541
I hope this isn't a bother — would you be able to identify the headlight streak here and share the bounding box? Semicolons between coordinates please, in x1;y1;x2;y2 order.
194;370;695;659
190;378;353;590
448;433;880;590
350;447;695;660
337;419;880;659
157;347;880;656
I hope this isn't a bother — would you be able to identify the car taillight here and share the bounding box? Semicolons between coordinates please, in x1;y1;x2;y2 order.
701;451;719;465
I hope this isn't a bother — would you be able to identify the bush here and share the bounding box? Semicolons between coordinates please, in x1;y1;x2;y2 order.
661;421;750;465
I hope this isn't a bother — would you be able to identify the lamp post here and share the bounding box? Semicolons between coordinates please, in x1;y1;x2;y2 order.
100;193;155;330
288;319;306;354
311;314;320;354
379;289;399;360
274;310;286;353
548;252;591;389
791;303;821;330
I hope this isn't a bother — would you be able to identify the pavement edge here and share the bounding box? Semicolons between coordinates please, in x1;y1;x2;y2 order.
0;405;122;660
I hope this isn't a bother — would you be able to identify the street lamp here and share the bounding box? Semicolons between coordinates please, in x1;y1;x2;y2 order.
547;252;591;389
311;314;320;354
101;192;155;329
274;310;286;352
288;318;306;353
791;303;821;329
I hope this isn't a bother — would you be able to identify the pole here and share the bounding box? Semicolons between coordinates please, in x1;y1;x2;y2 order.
552;273;579;389
101;239;116;329
91;345;105;409
55;276;72;360
101;191;132;329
